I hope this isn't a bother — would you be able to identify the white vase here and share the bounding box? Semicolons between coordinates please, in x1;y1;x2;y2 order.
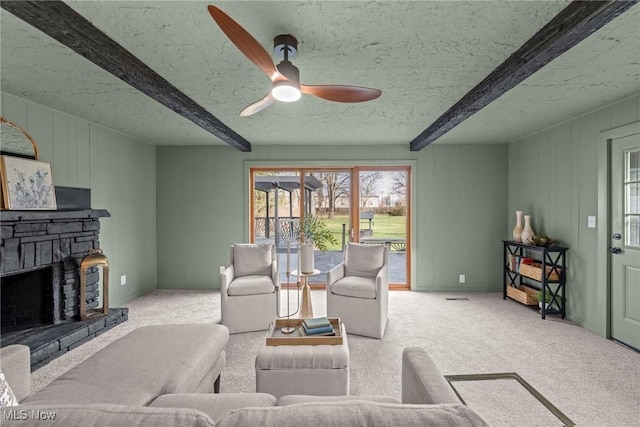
521;215;535;245
300;242;315;274
512;211;523;242
539;301;552;311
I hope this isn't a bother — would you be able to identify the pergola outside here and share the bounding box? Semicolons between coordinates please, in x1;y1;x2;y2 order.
254;175;323;250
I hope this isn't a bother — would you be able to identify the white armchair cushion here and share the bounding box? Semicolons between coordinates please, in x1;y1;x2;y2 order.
345;243;385;277
227;275;275;296
330;276;377;299
233;244;272;277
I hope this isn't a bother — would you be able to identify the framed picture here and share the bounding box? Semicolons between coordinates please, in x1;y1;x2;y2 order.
0;155;57;210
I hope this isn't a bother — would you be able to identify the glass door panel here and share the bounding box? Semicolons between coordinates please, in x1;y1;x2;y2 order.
252;170;301;285
357;169;409;287
625;149;640;247
303;170;351;284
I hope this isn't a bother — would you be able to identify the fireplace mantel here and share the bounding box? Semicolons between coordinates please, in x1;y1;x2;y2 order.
1;209;110;222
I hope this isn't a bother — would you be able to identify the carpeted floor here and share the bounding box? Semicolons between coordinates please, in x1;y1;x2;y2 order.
30;289;639;426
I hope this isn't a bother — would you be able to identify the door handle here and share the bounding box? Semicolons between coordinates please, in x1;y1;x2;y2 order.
609;247;622;254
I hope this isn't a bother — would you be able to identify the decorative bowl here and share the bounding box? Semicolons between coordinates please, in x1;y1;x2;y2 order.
528;235;556;247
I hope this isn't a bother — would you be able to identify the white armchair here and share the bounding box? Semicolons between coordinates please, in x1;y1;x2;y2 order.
326;243;389;338
221;244;279;334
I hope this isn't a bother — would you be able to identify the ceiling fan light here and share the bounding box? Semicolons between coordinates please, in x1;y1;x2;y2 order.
272;80;301;102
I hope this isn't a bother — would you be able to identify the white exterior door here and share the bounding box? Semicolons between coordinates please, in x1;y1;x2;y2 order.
610;133;640;350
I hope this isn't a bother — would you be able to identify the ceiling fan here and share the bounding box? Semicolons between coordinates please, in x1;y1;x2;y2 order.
207;5;382;117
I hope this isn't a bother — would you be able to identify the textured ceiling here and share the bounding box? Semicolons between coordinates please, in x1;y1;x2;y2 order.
1;1;639;148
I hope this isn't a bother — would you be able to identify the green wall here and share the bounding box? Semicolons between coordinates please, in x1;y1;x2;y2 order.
1;92;157;306
508;94;640;334
156;143;508;291
5;86;639;338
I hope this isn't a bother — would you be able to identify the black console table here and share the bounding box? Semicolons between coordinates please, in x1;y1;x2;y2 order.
502;240;568;319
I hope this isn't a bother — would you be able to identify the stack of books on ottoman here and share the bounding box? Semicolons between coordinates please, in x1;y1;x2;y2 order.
301;316;335;336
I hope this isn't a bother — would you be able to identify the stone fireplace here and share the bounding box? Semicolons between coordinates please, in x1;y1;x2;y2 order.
0;209;128;369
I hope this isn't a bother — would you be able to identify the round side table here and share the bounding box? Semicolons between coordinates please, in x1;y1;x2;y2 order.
291;269;321;319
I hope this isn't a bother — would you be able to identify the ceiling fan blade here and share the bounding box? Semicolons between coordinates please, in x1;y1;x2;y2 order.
300;84;382;103
207;5;281;81
240;93;276;117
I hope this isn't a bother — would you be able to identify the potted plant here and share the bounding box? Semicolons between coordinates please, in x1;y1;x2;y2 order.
302;216;338;252
299;216;338;273
536;290;554;311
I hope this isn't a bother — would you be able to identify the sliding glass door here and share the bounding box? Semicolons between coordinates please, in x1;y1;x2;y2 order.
250;166;410;288
356;168;409;288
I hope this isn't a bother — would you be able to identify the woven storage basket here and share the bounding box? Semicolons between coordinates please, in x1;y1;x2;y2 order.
519;263;560;281
506;284;538;305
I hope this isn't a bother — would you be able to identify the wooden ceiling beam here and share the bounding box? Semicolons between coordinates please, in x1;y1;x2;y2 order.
410;0;637;151
1;1;252;152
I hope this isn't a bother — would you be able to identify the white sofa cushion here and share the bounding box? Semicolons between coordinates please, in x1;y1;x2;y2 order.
216;402;489;427
277;395;400;405
330;276;377;299
345;243;385;277
228;275;275;296
233;245;272;277
22;324;228;406
0;404;215;427
150;393;276;424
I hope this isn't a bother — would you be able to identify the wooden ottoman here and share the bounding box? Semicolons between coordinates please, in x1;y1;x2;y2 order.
255;322;350;398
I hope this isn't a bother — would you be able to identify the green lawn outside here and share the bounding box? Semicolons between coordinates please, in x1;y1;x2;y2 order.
316;215;407;251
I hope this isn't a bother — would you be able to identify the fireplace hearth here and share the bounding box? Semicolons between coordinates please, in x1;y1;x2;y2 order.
1;209;128;370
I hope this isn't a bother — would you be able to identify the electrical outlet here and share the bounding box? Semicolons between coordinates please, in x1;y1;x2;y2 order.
459;274;466;284
120;275;127;286
219;266;225;274
588;216;596;229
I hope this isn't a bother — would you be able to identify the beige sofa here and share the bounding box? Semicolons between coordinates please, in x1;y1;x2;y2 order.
1;324;487;426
